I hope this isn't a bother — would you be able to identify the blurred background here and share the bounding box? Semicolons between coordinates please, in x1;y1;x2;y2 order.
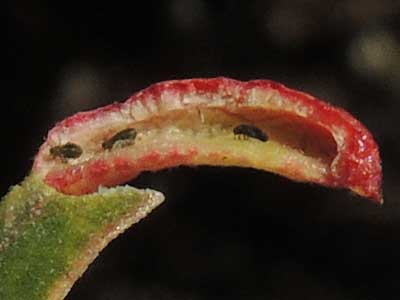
4;0;400;299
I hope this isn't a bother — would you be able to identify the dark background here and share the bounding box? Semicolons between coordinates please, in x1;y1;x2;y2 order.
5;1;400;299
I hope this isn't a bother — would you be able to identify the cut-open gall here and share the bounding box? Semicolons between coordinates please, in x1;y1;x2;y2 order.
34;77;382;202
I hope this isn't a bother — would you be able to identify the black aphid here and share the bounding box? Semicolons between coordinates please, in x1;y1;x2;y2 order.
102;128;137;150
233;124;268;142
50;142;83;160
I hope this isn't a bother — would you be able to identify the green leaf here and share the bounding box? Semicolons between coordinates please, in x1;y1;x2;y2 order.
0;176;163;300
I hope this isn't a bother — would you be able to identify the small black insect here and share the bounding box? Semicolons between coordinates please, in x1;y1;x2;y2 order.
233;124;268;142
50;142;83;161
102;128;137;150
